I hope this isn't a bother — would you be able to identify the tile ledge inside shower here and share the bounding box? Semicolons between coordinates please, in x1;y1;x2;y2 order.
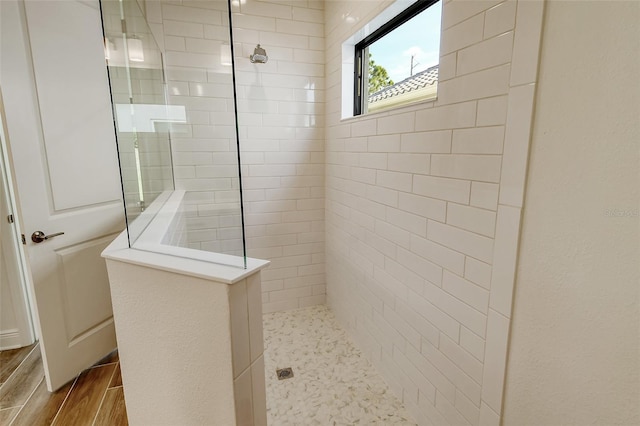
102;189;269;284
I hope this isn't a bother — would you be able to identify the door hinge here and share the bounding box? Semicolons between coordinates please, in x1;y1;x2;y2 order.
21;234;26;245
7;214;14;223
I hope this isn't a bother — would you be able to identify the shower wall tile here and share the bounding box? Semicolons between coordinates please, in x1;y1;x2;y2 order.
162;5;222;26
233;0;326;313
446;203;497;238
158;0;239;260
250;355;267;426
247;273;264;363
163;20;205;38
153;0;325;308
229;279;250;379
325;0;543;424
233;366;254;426
484;0;517;39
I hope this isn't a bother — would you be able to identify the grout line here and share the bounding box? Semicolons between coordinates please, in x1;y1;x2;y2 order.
106;361;119;390
107;366;121;390
8;375;43;426
50;375;79;426
2;406;21;426
91;362;119;426
10;375;45;424
2;345;39;426
0;343;39;393
89;361;118;370
1;405;22;411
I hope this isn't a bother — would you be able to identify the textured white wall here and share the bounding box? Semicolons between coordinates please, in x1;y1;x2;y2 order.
324;0;544;424
105;259;237;425
503;1;640;424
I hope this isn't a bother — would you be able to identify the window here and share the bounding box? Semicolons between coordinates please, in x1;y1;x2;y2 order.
353;0;442;116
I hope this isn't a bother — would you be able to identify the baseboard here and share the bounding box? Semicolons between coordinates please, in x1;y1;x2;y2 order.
0;328;30;351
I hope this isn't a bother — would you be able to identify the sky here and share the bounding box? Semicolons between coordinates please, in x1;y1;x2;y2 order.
368;1;442;84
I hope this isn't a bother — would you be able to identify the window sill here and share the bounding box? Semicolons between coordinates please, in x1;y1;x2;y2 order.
340;94;438;124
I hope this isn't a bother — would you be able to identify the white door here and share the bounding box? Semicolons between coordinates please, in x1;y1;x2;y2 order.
0;0;125;391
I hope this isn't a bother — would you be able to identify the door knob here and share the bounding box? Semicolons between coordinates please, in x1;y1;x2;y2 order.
31;231;65;243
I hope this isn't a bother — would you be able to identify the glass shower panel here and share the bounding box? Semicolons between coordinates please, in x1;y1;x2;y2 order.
101;0;176;244
166;1;246;261
100;0;247;268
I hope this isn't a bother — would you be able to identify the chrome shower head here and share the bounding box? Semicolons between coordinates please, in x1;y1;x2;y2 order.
250;44;268;64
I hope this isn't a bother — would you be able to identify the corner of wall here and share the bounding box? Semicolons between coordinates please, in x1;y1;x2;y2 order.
502;1;640;423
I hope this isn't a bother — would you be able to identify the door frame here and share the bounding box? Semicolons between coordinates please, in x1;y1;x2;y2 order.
0;88;37;350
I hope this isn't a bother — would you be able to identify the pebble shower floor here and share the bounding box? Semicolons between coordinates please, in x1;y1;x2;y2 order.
263;305;416;425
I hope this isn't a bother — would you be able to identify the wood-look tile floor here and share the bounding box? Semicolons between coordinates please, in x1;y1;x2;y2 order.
0;344;127;425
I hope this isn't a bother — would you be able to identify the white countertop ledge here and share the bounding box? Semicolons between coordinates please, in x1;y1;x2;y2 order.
102;190;269;284
103;231;269;284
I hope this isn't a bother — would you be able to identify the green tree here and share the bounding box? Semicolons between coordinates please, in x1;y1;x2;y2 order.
368;54;394;94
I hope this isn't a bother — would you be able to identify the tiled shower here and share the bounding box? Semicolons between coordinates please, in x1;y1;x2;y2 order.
141;0;327;312
103;0;544;424
1;0;636;423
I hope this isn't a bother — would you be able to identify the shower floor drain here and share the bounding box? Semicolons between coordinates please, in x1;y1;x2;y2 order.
276;367;294;380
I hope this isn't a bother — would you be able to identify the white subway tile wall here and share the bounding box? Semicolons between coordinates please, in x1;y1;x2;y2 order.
325;1;543;425
234;0;326;313
146;0;325;312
